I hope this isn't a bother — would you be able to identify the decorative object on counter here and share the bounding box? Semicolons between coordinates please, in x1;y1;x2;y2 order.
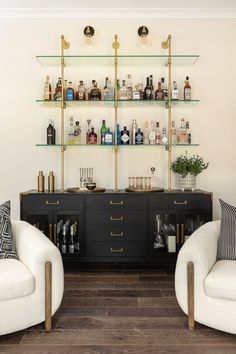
137;26;152;47
67;187;105;193
80;167;93;190
85;182;96;190
126;175;164;192
83;26;95;46
48;171;55;192
171;154;209;191
150;167;162;189
37;171;45;192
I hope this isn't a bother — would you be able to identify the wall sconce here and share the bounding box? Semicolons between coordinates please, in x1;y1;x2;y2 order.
137;26;152;47
84;26;95;45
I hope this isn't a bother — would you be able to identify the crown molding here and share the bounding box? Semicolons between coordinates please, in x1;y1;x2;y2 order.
1;8;236;19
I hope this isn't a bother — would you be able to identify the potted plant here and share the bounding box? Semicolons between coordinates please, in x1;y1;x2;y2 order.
171;154;209;190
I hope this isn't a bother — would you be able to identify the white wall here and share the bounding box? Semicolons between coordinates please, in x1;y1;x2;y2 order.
0;18;236;219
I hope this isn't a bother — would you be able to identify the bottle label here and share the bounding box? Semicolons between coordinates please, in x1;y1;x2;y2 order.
121;134;129;143
184;88;191;100
105;134;113;144
69;245;74;253
172;89;178;100
66;89;74;101
61;245;66;253
149;132;156;141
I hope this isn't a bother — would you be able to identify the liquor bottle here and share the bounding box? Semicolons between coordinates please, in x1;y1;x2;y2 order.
74;121;81;144
155;122;161;144
171;81;179;100
155;82;164;100
121;126;130;144
135;128;143;144
88;80;96;100
86;119;92;144
89;81;102;100
143;121;149;144
144;77;153;100
104;79;114;101
171;121;177;144
149;121;156;145
88;127;97;144
66;81;74;101
139;83;144;100
161;127;168;144
47;119;54;145
184;76;191;100
126;74;133;100
161;78;168;101
100;120;107;145
104;77;108;90
73;221;80;252
54;77;62;100
69;225;75;254
43;75;51;100
61;225;67;254
131;119;137;145
104;128;113;145
178;118;188;144
51;120;56;144
68;116;75;144
186;121;191;144
119;80;128;100
56;220;63;250
132;85;141;100
116;124;121;145
149;75;154;95
116;79;121;99
64;80;67;101
75;80;86;100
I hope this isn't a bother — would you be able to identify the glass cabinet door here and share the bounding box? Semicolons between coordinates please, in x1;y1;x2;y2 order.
22;211;52;240
181;211;209;244
150;211;178;254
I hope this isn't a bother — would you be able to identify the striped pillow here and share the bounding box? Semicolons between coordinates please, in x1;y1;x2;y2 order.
217;199;236;260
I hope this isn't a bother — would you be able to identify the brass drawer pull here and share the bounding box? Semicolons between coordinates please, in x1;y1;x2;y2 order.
176;224;180;244
110;201;124;205
110;247;124;253
46;201;60;205
110;232;124;237
174;200;188;205
110;216;124;221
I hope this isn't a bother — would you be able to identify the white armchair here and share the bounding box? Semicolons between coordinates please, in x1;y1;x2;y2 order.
0;220;64;336
175;220;236;334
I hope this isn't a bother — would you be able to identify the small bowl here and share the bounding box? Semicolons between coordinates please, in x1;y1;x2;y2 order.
86;182;96;190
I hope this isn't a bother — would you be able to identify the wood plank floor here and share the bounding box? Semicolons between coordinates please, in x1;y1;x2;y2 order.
1;268;236;353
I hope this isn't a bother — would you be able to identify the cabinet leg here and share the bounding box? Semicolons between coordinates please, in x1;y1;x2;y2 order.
45;261;52;332
187;261;195;331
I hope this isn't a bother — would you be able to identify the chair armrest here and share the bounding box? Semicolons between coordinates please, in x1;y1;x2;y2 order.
175;220;220;312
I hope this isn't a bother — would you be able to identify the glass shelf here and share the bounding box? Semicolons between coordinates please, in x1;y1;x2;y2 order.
36;55;199;67
36;99;199;108
36;143;199;148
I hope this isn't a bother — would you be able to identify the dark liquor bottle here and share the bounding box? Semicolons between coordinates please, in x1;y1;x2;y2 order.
69;225;75;254
56;220;63;250
116;124;121;145
149;75;154;96
88;80;96;100
135;128;144;144
52;120;56;144
161;77;168;100
89;81;102;101
155;82;164;100
139;83;144;100
144;77;153;100
54;77;62;100
47;119;54;145
88;127;97;144
121;126;130;145
74;221;80;252
100;120;107;145
61;225;67;254
66;81;74;101
75;80;86;100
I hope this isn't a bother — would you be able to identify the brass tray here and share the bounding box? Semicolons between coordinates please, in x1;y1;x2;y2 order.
125;187;164;193
67;187;106;193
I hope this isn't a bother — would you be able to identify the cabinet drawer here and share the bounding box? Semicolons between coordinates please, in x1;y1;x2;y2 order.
86;194;147;210
150;194;211;210
86;210;147;226
22;194;83;211
87;241;147;257
87;226;147;242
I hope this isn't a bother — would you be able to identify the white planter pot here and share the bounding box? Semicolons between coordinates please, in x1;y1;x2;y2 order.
177;174;196;191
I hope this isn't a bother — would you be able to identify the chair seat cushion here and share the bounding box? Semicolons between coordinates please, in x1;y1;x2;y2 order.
205;260;236;301
0;259;35;301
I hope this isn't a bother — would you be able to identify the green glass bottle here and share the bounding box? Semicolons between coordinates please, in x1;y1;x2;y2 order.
100;120;107;145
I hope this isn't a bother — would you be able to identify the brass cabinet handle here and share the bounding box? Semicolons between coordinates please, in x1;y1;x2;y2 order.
181;224;185;243
46;201;60;205
110;216;124;221
49;224;52;241
174;200;188;205
110;201;124;205
110;232;124;237
54;224;57;244
176;224;180;244
110;247;124;253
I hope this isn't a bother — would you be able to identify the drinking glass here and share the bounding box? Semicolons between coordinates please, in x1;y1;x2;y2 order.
128;177;135;189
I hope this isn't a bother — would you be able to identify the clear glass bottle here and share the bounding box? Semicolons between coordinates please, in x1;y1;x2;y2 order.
155;122;161;145
171;120;177;144
131;119;137;145
88;127;97;144
74;121;81;144
89;81;101;101
132;85;141;100
178;118;188;144
155;82;164;100
69;225;75;254
143;121;149;144
161;127;168;144
104;79;114;101
121;126;130;144
100;120;107;145
186;121;191;144
68;116;74;144
150;167;161;189
135;128;143;145
171;81;179;100
76;80;86;100
43;75;51;100
66;81;74;101
126;74;133;100
149;121;156;145
184;76;191;100
104;128;113;145
86;119;92;144
119;80;128;100
61;225;67;254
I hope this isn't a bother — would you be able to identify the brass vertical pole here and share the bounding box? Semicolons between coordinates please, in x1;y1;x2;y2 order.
112;35;120;191
60;35;70;191
162;35;172;191
187;261;195;331
45;261;52;332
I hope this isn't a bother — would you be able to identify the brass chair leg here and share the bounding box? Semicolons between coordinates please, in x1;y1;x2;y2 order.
187;261;195;331
45;261;52;332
